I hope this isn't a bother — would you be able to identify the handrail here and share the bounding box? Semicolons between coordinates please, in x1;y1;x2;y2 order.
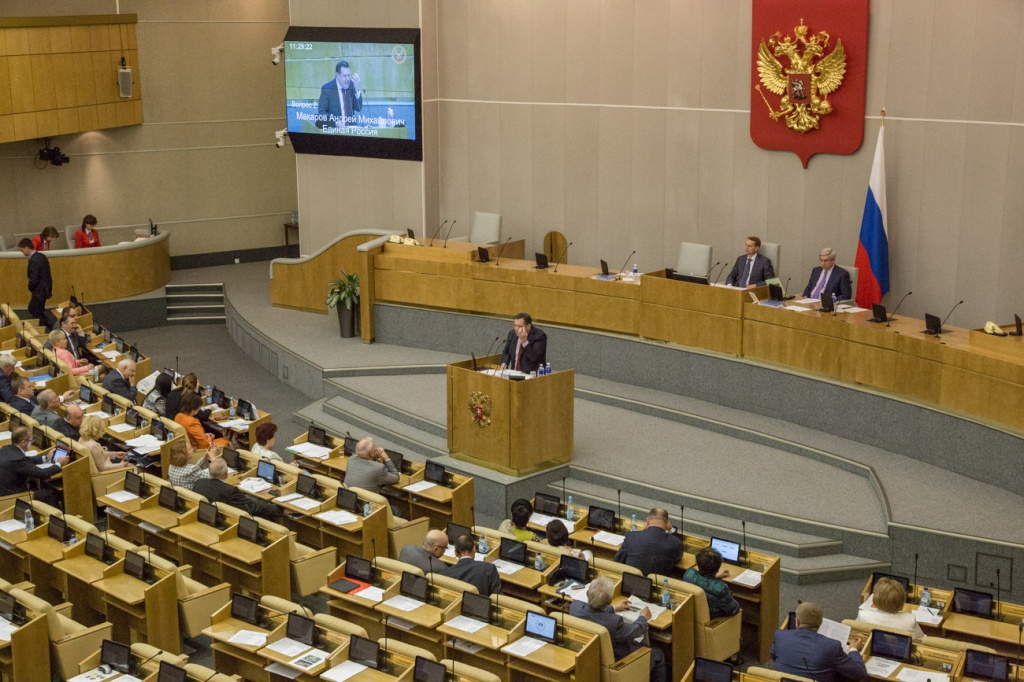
269;229;394;279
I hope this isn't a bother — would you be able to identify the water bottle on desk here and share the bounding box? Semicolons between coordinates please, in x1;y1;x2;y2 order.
545;362;552;375
632;264;639;282
478;535;488;554
534;552;545;571
566;496;575;522
920;586;931;608
229;398;236;419
24;509;33;531
831;293;838;315
363;501;372;518
630;514;638;531
661;578;671;608
206;385;213;405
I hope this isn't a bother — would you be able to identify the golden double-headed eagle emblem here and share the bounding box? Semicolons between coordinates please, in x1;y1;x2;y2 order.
755;19;847;134
468;391;491;428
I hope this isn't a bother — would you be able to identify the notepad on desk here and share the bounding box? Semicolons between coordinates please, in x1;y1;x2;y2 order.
0;520;25;533
322;660;366;682
503;636;546;656
865;657;901;678
315;509;358;526
105;490;139;503
228;629;268;647
592;530;625;546
289;497;320;511
731;569;762;587
266;637;310;658
492;559;524;575
383;595;424;612
404;480;437;493
445;615;487;633
108;423;135;433
287;442;332;459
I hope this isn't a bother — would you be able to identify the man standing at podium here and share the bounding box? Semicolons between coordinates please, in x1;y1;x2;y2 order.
499;313;547;373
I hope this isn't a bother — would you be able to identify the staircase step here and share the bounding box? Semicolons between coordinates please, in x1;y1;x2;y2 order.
321;395;448;459
167;293;225;304
166;283;224;294
326;379;446;438
165;315;226;325
167;304;226;313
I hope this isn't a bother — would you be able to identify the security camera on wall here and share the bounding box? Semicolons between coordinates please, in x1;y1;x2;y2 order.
271;43;283;65
274;129;288;148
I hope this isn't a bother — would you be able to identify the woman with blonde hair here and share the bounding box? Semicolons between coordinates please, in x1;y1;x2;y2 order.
856;577;925;639
167;438;217;490
79;415;132;472
49;329;93;376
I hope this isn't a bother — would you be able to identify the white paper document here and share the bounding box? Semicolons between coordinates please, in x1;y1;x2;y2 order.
265;637;311;658
239;477;272;493
529;512;556;527
289;497;321;511
0;619;16;641
383;595;424;612
731;569;763;587
445;615;487;633
865;657;902;678
912;606;944;625
784;305;813;312
125;434;161;449
796;297;821;304
219;419;250;429
896;668;947;682
860;594;874;610
450;638;484;654
592;530;625;546
623;596;667;621
288;648;330;671
68;669;119;682
287;442;333;459
503;636;547;656
444;545;486;561
315;509;359;526
837;305;870;314
274;493;303;504
228;629;268;647
0;519;25;533
108;423;135;433
492;559;524;575
0;431;10;441
105;490;139;503
404;480;437;493
322;661;367;682
817;618;851;648
356;586;384;603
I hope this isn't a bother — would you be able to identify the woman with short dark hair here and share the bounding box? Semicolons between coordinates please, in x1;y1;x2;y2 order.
75;214;102;248
252;422;282;461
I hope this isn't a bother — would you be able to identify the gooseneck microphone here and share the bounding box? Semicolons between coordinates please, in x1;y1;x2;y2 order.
616;251;637;280
553;242;573;273
429;220;448;247
703;261;721;280
885;291;913;327
741;520;748;567
712;262;729;286
912;553;919;603
442;220;458;248
494;237;513;266
783;277;794;300
937;299;964;334
483;336;501;363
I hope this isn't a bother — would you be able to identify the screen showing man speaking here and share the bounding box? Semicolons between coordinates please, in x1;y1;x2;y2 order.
283;26;422;161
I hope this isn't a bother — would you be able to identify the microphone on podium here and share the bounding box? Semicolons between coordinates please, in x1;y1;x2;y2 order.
429;220;448;247
553;242;573;273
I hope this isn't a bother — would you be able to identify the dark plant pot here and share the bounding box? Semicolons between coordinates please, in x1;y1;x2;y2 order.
337;304;356;338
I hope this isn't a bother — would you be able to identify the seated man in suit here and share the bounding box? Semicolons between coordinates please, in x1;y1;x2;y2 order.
614;507;683;577
103;358;137;402
0;355;16;403
398;529;449;574
56;403;84;440
772;601;866;682
0;426;68;506
569;576;668;682
443;534;502;596
345;437;400;495
194;459;283;521
9;377;36;415
725;236;776;288
802;248;852;302
683;546;740;619
499;312;547;373
30;389;62;429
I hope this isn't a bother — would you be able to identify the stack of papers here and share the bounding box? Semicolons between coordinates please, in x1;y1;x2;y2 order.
322;661;367;682
125;434;162;454
865;657;901;678
383;595;424;612
109;423;136;433
913;606;944;625
289;497;321;511
492;559;524;575
354;586;384;602
444;615;487;633
0;431;12;441
227;630;268;647
0;519;25;533
528;513;575;532
275;493;303;504
287;442;333;459
502;637;547;656
592;530;625;546
101;350;121;359
219;419;250;429
266;637;310;658
239;478;272;493
795;297;821;305
315;509;359;526
105;490;139;503
731;569;763;587
404;480;437;493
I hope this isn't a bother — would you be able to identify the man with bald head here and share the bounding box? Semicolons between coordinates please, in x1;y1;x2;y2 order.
193;458;282;521
103;358;137;401
31;389;62;429
614;507;683;576
344;436;399;495
399;529;449;574
56;403;84;440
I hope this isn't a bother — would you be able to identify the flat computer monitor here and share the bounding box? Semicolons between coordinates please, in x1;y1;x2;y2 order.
425;461;446;485
0;592;24;626
231;592;260;626
14;499;36;527
158;486;183;513
620;573;653;602
125;408;140;427
413;656;448;682
256;460;277;485
559;554;588;583
79;384;92;403
924;313;943;334
221;447;240;470
343;435;359;456
533;492;560;516
296;474;321;500
47;514;71;543
710;537;740;563
197;501;224;529
211;387;225;406
286;612;318;647
461;591;492;624
345;555;375;583
446;522;472;545
694;658;733;682
870;630;912;662
477;246;490;263
964;650;1010;682
8;413;21;430
101;639;133;674
870;572;910;593
124;471;147;497
952;588;994;618
386;450;404;474
871;303;888;323
237;398;256;421
158;661;188;682
101;395;115;414
124;551;154;584
151;420;166;440
32;426;48;449
308;424;328;447
85;533;113;564
587;506;616;532
401;571;430;602
115;337;125;352
337;488;361;514
348;635;381;669
499;538;527;566
524;611;557;643
238;516;266;546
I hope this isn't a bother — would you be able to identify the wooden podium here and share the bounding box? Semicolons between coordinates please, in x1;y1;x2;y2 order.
447;355;573;475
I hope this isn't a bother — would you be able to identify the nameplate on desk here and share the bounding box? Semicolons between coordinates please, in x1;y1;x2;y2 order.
138;522;164;535
105;507;128;518
0;539;15;552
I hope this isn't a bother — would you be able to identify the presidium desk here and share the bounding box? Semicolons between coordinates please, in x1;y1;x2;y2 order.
268;233;1024;435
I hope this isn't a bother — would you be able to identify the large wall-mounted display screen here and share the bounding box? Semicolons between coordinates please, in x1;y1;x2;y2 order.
283;26;422;161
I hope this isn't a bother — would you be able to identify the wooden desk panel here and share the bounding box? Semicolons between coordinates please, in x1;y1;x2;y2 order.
642;303;743;355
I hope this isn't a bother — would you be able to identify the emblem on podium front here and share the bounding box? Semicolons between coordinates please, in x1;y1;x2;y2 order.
468;392;491;428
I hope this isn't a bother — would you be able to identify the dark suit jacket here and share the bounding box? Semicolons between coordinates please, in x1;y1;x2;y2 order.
569;601;648;661
0;444;60;496
500;326;548;373
771;628;867;682
317;79;363;127
193;478;281;521
613;526;683;577
0;372;14;403
103;370;137;402
10;396;34;415
56;419;80;440
726;253;775;287
802;266;853;301
442;556;502;596
27;251;52;298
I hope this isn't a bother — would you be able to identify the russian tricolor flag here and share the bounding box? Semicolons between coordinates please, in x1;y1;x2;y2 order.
855;125;889;308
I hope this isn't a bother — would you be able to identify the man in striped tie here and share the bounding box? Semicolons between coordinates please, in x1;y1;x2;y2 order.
802;247;852;302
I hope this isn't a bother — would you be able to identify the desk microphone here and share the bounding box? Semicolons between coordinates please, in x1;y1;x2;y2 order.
741;520;748;567
884;291;913;326
712;262;729;286
702;262;721;280
493;235;512;264
912;553;919;603
936;299;964;334
679;505;685;538
995;569;1002;621
1015;621;1022;682
429;220;448;247
442;220;457;248
783;277;795;300
482;336;501;364
616;251;636;280
552;242;573;273
617;489;622;519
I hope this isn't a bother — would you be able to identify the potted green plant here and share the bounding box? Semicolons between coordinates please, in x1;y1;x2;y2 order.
326;271;360;338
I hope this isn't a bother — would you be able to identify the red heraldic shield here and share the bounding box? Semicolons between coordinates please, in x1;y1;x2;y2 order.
750;0;869;167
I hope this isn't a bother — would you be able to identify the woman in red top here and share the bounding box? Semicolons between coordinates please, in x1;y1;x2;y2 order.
74;214;102;248
32;226;59;251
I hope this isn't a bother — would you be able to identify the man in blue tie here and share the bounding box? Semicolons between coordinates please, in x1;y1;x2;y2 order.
725;236;776;288
802;248;852;302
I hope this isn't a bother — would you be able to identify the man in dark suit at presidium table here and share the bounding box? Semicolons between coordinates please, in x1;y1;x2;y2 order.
725;236;776;288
